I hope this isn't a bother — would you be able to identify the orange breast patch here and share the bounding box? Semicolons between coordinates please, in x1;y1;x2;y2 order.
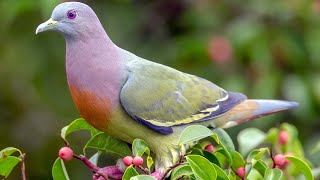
69;85;112;130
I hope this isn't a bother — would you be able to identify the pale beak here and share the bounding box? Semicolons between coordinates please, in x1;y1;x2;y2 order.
35;18;59;34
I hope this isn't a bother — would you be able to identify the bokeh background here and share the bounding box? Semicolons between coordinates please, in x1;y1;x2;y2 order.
1;0;320;179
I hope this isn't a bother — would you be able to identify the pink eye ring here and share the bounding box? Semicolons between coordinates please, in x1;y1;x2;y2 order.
67;10;77;19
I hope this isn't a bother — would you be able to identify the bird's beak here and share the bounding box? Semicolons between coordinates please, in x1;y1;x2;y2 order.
35;18;58;34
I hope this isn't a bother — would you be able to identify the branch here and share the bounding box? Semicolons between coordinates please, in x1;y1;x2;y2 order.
21;153;26;180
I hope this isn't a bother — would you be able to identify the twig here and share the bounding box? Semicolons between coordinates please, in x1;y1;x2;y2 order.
21;153;26;180
96;172;109;180
270;150;277;168
161;154;184;180
60;136;69;146
73;154;99;172
137;165;150;174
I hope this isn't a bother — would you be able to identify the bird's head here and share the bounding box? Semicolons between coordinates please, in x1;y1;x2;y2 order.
36;2;102;38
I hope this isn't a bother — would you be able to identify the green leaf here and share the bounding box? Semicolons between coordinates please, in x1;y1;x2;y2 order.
265;128;279;144
84;133;131;157
280;123;304;157
264;168;283;180
212;163;230;180
61;118;100;144
285;155;314;180
0;147;22;158
231;151;245;170
178;125;214;145
0;156;21;178
253;160;268;177
246;168;263;180
132;139;150;157
190;145;204;156
214;150;228;168
170;164;193;180
52;158;70;180
146;156;153;170
237;128;266;155
186;155;217;180
130;175;157;180
212;128;235;151
122;165;139;180
227;169;238;180
246;148;270;164
289;139;304;158
280;123;298;141
203;151;220;166
212;128;235;165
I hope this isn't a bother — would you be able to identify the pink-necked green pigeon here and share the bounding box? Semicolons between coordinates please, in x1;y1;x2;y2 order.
36;2;298;179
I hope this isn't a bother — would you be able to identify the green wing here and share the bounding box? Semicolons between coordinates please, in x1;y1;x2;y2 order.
120;58;243;134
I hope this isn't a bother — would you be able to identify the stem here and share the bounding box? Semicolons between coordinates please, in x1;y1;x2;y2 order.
60;136;69;146
21;153;26;180
270;150;277;168
73;154;99;172
161;154;184;180
137;165;150;174
96;172;109;180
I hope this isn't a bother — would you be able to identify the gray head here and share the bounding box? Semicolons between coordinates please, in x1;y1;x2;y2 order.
36;2;104;38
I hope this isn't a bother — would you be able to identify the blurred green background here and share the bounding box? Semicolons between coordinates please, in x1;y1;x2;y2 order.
1;0;320;179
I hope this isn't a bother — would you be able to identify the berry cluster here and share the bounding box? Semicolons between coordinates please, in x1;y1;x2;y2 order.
123;156;144;166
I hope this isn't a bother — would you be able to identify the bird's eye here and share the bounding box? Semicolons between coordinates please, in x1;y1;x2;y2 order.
67;10;77;19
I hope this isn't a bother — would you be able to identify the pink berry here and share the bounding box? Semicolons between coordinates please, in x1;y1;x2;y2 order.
59;147;73;161
208;36;233;64
273;154;287;166
237;167;246;179
132;156;143;166
204;144;215;153
122;156;133;166
278;131;289;145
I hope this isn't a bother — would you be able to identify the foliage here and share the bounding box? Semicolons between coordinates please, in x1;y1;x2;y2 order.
1;119;318;180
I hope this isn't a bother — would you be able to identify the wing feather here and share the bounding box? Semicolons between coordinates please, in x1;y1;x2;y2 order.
120;59;246;134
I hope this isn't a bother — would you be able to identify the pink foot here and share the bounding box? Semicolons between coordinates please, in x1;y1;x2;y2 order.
92;165;123;180
150;170;165;180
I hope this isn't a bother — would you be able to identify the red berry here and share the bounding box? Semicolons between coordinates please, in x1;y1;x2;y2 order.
204;144;215;153
132;156;143;166
273;154;287;166
122;156;133;166
237;167;246;179
59;147;73;161
276;159;289;169
278;131;289;145
208;36;233;64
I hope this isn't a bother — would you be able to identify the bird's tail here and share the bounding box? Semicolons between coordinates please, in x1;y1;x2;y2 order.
214;99;299;128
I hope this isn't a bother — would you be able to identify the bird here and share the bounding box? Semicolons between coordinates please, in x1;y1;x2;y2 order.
36;2;298;179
